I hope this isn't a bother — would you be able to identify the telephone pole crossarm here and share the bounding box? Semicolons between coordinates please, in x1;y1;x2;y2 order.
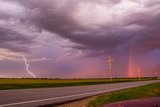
107;56;114;81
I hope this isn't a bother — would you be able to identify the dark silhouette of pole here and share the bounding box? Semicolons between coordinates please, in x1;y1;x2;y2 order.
107;56;114;81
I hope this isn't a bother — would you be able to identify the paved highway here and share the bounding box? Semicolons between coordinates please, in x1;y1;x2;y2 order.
0;80;159;107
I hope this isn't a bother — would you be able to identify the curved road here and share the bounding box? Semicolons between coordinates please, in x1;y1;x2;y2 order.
0;80;159;107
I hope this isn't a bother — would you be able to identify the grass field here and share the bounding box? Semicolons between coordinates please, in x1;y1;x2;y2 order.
0;77;156;90
89;82;160;107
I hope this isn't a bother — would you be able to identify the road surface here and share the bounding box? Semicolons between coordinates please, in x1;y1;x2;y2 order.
0;80;159;107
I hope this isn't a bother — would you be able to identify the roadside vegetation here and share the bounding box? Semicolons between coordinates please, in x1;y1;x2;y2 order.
0;77;156;90
89;82;160;107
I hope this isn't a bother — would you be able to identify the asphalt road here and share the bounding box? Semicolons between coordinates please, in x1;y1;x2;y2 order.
0;80;159;107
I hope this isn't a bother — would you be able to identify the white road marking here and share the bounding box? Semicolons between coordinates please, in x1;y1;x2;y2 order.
1;80;159;107
0;89;113;107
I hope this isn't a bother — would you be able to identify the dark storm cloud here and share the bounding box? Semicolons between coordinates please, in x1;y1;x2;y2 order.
0;0;159;78
0;27;34;52
7;0;160;57
0;11;11;19
130;15;160;52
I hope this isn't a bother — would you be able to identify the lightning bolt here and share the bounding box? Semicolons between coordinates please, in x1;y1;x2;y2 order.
22;55;36;78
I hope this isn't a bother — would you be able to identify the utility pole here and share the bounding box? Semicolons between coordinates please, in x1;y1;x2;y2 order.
137;66;141;80
107;56;114;81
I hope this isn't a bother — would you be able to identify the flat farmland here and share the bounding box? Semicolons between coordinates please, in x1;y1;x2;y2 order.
0;78;155;90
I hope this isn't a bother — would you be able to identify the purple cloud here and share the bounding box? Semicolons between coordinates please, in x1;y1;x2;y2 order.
0;0;160;78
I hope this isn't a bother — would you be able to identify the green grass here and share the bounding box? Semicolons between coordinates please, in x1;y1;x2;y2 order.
89;82;160;107
0;78;155;90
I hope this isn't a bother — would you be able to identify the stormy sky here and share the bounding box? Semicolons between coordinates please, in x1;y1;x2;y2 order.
0;0;160;78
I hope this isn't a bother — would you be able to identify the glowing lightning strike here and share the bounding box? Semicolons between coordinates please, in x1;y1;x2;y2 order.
22;55;36;78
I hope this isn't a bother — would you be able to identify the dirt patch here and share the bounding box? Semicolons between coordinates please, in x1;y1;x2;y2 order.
56;96;97;107
43;97;160;107
102;97;160;107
